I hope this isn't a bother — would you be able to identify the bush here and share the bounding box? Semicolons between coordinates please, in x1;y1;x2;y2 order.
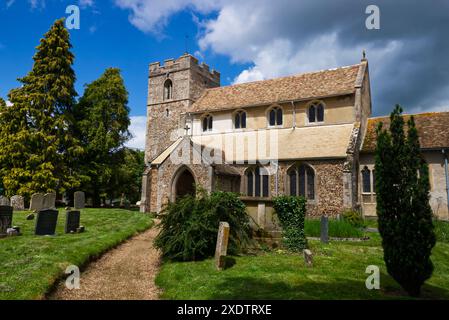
304;219;363;238
342;209;366;228
154;190;252;261
273;196;307;251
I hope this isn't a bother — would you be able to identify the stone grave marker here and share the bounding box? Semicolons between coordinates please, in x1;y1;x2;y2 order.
11;195;25;211
303;249;313;267
43;192;56;209
0;196;10;206
214;221;230;270
74;191;85;210
35;209;59;236
0;206;13;236
65;210;80;234
30;193;44;211
320;215;329;244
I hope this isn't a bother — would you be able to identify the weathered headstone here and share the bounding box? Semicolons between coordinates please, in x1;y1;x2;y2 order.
30;193;44;211
35;209;59;236
214;221;230;270
74;191;85;210
0;206;13;236
303;249;313;267
320;215;329;244
0;196;10;206
10;195;25;211
43;192;56;210
65;210;80;234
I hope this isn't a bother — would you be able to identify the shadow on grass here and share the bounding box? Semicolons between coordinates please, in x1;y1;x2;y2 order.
207;274;449;300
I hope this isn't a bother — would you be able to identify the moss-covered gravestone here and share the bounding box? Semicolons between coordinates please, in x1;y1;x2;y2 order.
215;221;230;270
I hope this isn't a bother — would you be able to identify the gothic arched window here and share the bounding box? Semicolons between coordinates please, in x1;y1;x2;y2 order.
202;114;213;132
246;166;269;197
287;164;315;200
308;102;325;123
361;166;371;193
268;106;283;127
234;110;247;129
164;79;173;100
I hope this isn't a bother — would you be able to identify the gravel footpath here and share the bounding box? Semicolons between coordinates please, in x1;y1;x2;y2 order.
49;224;161;300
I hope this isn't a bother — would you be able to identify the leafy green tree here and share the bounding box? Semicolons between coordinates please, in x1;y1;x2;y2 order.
375;105;436;297
0;19;83;198
74;68;131;206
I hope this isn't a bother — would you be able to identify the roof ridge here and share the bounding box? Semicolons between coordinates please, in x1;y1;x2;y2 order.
369;110;449;120
203;63;362;92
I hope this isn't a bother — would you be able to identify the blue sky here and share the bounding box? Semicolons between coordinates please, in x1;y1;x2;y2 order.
1;1;449;149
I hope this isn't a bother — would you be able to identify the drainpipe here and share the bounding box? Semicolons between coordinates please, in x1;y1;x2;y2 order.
443;149;449;217
291;101;296;128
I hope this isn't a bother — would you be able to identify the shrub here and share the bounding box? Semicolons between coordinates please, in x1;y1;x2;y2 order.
304;219;363;238
154;190;252;261
273;196;307;251
342;209;366;228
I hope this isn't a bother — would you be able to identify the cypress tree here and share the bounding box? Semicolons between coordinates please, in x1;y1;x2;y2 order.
0;19;83;198
375;105;436;297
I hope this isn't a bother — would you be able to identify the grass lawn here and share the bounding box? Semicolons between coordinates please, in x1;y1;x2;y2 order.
155;232;449;300
0;208;153;300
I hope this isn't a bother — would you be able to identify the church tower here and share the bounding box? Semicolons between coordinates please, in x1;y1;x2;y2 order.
145;54;220;163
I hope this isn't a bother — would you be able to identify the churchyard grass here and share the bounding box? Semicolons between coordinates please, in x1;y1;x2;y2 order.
434;220;449;243
155;232;449;299
304;219;363;238
0;208;153;300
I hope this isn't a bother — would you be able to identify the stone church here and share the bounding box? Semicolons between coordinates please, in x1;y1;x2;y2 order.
140;53;449;233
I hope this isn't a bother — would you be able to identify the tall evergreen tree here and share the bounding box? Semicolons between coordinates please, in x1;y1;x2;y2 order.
0;19;83;198
375;105;436;297
74;68;131;206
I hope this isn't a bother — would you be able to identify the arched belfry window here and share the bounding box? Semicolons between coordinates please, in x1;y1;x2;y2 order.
164;79;173;100
246;166;269;197
234;110;247;129
202;114;213;132
268;106;283;127
362;166;371;193
308;102;324;123
287;164;315;200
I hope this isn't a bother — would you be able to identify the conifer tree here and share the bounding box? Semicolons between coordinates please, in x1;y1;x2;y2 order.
0;19;83;198
375;105;436;297
73;68;130;206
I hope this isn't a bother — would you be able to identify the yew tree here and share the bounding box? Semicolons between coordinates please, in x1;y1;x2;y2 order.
375;105;435;297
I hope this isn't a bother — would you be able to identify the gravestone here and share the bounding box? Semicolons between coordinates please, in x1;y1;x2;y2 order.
65;210;80;234
43;192;56;210
214;221;230;270
74;191;85;210
0;206;13;236
30;193;44;211
303;249;313;267
11;195;25;211
320;215;329;244
0;196;10;206
35;209;59;236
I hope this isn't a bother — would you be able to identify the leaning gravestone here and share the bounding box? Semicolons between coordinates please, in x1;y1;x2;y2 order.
11;195;25;211
0;196;10;206
74;191;85;210
43;192;56;210
0;206;13;236
214;221;230;270
320;215;329;244
65;210;80;234
35;209;59;236
30;193;44;211
303;249;313;267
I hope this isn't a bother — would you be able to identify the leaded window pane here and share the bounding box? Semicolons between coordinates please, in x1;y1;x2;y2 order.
362;167;371;193
289;171;297;196
309;106;316;123
276;108;283;125
306;167;315;199
317;104;324;122
241;112;246;128
247;171;253;196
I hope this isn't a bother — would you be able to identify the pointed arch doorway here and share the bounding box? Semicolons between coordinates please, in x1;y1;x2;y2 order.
171;167;196;201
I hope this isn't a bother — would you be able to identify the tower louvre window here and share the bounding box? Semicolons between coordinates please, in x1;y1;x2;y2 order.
164;79;173;100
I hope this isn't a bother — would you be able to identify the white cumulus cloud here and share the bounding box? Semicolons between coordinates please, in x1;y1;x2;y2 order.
126;116;147;150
